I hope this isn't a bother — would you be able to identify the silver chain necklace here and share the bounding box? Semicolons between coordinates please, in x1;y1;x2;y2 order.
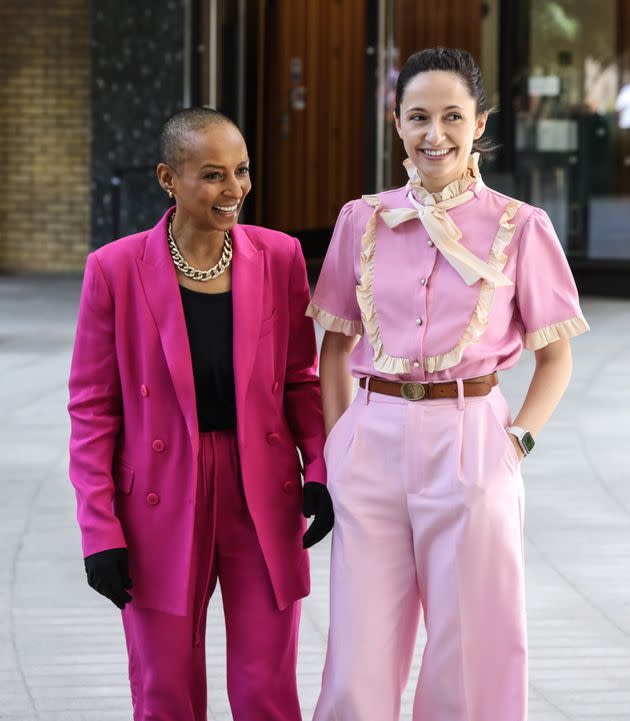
167;213;233;282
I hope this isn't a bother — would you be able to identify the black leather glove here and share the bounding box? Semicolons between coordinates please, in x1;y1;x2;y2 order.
84;547;133;610
302;482;334;549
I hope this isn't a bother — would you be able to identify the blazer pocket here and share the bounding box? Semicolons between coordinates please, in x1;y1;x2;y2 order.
259;307;277;338
114;461;135;495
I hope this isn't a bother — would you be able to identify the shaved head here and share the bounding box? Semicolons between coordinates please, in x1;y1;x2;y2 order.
159;107;240;171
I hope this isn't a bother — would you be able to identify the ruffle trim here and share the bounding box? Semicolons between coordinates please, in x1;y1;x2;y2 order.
305;301;363;336
424;199;524;373
525;315;590;351
356;195;410;375
404;152;483;203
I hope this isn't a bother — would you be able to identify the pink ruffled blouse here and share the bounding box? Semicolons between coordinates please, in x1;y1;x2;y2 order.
306;155;590;382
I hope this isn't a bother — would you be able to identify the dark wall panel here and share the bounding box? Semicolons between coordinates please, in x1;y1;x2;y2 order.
91;1;185;248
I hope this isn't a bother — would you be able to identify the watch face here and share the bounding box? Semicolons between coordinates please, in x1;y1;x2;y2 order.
522;432;535;454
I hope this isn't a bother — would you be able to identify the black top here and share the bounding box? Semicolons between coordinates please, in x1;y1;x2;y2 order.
179;285;237;432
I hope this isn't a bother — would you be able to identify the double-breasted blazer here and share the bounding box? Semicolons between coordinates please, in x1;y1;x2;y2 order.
68;209;326;614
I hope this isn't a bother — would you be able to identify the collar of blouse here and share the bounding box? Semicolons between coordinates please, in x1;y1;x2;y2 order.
374;153;512;288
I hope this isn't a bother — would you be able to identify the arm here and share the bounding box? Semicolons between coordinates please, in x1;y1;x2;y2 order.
510;207;588;459
68;253;134;608
283;238;327;485
68;253;126;556
281;239;336;548
509;338;573;458
319;330;360;435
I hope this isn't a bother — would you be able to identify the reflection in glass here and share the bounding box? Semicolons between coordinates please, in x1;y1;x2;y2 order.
481;0;629;260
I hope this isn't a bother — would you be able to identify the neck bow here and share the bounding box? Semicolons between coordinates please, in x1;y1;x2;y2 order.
379;154;512;287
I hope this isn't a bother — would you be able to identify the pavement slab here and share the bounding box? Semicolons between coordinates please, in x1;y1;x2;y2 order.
1;275;629;721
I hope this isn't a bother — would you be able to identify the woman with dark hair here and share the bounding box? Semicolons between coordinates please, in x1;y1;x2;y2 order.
308;48;589;721
68;107;333;721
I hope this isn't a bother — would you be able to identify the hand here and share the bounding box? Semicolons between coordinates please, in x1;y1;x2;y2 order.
302;482;334;549
84;547;133;610
508;433;525;462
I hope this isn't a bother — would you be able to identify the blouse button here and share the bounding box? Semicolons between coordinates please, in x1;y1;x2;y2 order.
282;481;297;494
420;277;427;286
152;439;165;452
272;381;279;393
267;433;280;445
140;384;149;397
146;492;160;506
427;240;434;247
413;361;420;368
416;318;423;326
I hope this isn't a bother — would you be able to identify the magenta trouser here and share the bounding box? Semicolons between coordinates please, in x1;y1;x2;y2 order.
122;430;302;721
313;384;527;721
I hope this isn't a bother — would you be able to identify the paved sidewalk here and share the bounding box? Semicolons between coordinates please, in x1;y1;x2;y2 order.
1;275;629;721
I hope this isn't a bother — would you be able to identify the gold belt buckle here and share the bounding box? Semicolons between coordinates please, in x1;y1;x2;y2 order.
400;382;426;401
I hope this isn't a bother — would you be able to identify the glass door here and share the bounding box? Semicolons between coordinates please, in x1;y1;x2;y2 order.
483;0;629;260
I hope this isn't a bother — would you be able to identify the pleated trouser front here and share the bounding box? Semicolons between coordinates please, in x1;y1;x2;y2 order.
313;384;527;721
122;429;302;721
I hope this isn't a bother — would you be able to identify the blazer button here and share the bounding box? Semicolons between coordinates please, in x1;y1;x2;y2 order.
272;381;279;393
267;433;280;445
140;384;149;397
146;492;160;506
152;439;165;452
282;481;297;494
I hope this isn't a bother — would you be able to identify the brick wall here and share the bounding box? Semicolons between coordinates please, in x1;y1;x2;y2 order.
0;0;91;272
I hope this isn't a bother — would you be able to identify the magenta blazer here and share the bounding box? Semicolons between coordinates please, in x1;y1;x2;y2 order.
68;209;326;614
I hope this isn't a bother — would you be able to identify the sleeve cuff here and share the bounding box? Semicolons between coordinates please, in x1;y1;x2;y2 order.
525;314;590;351
305;301;362;336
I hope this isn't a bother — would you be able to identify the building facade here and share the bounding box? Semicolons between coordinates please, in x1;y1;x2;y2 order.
1;0;628;295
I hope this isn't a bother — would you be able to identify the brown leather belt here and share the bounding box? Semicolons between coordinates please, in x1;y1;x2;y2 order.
359;372;498;401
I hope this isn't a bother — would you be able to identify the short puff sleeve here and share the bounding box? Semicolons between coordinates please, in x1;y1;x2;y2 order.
306;201;363;336
515;207;589;350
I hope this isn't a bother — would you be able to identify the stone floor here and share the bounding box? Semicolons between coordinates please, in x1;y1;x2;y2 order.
1;275;629;721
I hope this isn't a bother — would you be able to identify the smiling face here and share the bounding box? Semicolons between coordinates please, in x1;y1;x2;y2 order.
157;122;251;232
394;70;488;194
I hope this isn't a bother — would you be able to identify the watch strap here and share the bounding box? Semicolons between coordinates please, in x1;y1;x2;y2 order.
506;425;534;456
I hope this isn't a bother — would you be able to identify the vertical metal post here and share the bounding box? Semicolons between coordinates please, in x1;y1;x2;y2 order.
383;0;395;190
208;0;218;107
364;0;379;194
237;0;246;129
375;0;387;191
498;0;529;175
183;0;192;107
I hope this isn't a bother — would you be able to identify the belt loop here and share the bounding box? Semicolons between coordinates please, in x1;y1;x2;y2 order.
456;378;465;411
364;376;371;405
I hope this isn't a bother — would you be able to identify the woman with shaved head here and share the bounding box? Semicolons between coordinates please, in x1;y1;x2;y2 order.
68;107;332;720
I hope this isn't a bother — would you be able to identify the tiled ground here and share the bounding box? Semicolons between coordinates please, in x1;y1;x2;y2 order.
1;276;629;721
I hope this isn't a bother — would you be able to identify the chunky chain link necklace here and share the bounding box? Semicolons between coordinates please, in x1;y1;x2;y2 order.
167;212;233;282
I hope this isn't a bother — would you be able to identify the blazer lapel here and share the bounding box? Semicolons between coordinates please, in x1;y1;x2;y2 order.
231;224;264;438
136;209;198;450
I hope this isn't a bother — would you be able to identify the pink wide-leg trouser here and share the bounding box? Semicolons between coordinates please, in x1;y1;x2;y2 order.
122;430;302;721
313;385;527;721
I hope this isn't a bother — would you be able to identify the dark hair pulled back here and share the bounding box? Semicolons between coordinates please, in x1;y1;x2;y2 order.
394;47;495;155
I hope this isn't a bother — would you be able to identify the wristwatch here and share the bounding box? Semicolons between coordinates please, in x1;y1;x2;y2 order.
506;426;535;457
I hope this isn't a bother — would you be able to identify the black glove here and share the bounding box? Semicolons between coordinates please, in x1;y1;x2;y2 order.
302;482;334;549
84;547;133;610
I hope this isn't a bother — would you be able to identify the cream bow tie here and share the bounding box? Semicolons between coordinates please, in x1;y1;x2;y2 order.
379;160;513;288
